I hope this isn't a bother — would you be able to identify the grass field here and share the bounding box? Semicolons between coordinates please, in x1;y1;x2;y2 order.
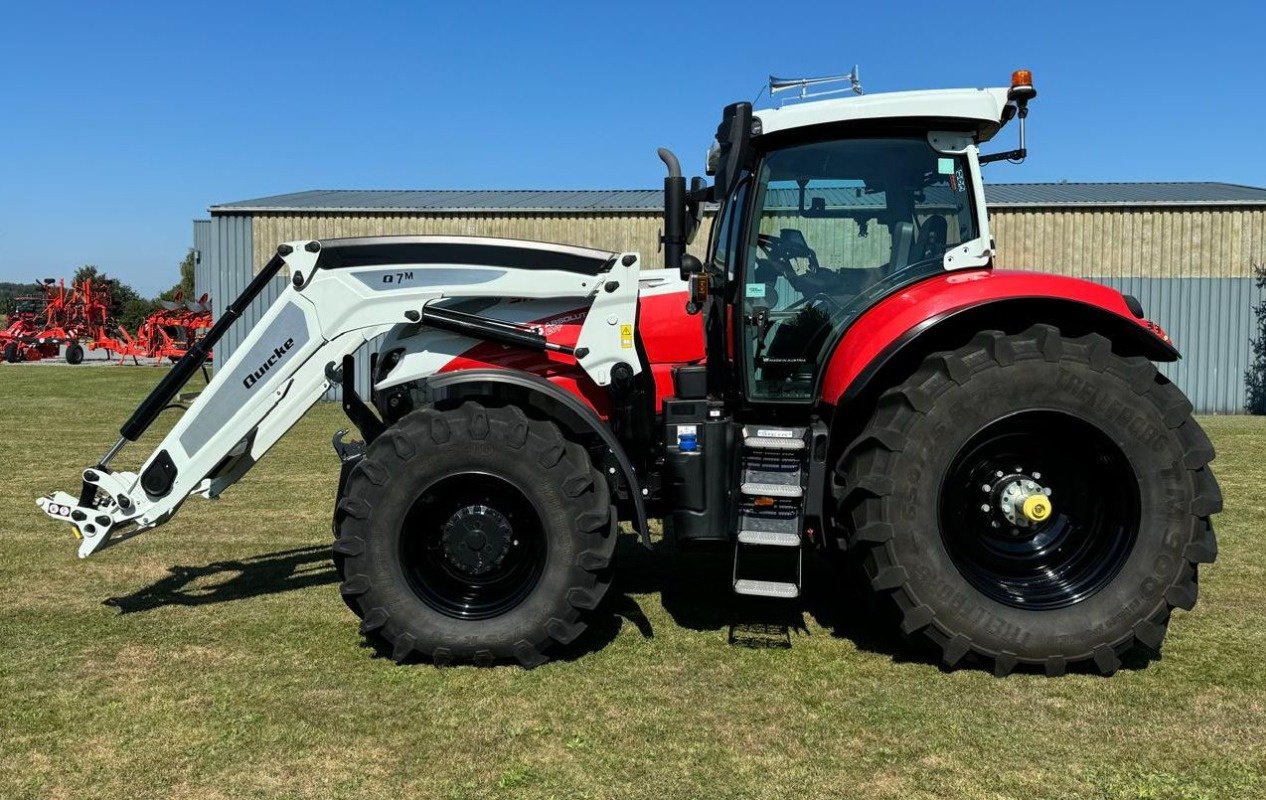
2;366;1263;800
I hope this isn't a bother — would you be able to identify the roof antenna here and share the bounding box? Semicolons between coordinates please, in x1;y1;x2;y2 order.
768;66;862;106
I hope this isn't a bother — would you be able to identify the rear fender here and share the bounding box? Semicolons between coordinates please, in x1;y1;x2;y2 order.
820;269;1176;407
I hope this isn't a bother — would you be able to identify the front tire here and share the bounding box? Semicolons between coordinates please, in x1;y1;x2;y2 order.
65;343;84;364
836;325;1220;675
334;402;616;667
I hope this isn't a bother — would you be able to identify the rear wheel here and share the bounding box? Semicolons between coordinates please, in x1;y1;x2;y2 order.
4;343;19;363
836;325;1220;675
334;402;616;666
65;343;84;364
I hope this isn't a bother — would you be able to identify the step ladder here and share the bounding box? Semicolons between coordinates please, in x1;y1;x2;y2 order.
733;425;807;599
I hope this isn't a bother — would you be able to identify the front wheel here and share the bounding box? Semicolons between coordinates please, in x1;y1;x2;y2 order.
836;325;1220;675
65;343;84;364
334;402;616;667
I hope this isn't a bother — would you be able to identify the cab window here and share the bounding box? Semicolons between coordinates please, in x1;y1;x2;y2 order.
741;136;977;401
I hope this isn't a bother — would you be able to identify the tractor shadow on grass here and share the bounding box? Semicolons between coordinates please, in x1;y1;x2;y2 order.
103;545;337;614
607;534;915;660
101;536;1143;675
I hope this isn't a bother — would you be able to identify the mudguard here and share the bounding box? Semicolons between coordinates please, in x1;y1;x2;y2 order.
819;269;1177;405
424;369;651;546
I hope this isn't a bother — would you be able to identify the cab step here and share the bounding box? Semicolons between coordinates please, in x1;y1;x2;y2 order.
739;482;803;498
733;578;800;599
737;529;800;547
732;425;808;599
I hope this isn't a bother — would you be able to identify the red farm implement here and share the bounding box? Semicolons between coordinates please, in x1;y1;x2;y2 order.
92;292;214;364
1;278;108;364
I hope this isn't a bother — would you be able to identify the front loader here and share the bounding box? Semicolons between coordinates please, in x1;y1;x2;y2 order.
39;70;1220;675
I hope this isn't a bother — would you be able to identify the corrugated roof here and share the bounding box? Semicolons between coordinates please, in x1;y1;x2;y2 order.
984;182;1266;207
211;182;1266;213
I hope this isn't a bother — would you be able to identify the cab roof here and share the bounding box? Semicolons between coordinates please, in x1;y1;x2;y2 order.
753;87;1013;142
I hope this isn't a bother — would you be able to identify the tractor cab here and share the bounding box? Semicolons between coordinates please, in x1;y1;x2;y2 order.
664;71;1036;407
654;70;1041;594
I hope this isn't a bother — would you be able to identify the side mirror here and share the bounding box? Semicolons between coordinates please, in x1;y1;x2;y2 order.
680;252;703;282
685;177;708;245
712;102;753;200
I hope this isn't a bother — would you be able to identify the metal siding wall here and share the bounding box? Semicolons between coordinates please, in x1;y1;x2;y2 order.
206;207;1266;414
1093;277;1263;413
193;220;212;302
250;212;710;273
990;207;1265;278
209;214;289;372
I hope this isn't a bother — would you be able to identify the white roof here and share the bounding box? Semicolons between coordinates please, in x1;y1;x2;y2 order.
753;87;1013;141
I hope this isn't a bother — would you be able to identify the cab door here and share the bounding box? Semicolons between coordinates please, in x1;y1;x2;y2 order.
735;135;982;404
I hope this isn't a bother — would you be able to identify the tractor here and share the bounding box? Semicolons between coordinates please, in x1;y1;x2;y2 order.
38;70;1220;675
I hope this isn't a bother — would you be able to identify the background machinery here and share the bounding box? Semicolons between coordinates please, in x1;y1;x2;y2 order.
39;70;1220;675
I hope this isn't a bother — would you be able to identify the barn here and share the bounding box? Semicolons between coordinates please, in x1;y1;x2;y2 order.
193;182;1266;412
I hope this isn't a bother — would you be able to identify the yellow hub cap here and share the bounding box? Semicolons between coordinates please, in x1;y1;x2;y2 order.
1022;494;1052;523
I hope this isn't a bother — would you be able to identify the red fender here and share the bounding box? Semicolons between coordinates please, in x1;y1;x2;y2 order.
819;269;1172;406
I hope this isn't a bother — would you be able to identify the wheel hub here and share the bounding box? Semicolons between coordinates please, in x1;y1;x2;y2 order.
943;411;1141;610
440;504;513;576
981;468;1053;529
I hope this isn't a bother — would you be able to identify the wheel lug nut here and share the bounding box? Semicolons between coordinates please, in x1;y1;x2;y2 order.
982;484;991;492
995;471;1005;478
980;503;991;512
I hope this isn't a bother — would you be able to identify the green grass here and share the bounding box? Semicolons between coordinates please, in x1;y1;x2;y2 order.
1;366;1264;799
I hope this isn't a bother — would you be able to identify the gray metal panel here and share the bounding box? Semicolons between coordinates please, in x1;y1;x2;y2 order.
208;214;286;370
209;183;1266;213
1092;277;1264;413
193;219;212;302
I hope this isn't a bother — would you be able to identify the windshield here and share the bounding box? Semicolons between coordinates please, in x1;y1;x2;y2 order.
741;136;978;401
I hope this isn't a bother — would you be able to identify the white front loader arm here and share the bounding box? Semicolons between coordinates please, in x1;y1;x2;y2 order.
37;238;643;557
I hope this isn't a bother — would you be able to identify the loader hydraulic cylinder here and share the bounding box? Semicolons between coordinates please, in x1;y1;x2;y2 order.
118;252;287;442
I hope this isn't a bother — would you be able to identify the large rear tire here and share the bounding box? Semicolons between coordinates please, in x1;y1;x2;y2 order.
836;325;1220;675
334;402;616;667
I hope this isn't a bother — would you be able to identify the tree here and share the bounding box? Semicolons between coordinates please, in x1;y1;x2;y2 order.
159;249;197;302
1247;261;1266;415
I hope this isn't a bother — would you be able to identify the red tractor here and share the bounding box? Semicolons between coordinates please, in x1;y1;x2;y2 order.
40;70;1219;676
2;277;115;364
1;288;52;362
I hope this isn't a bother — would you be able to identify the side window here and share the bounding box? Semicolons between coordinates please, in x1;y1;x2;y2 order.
709;178;749;282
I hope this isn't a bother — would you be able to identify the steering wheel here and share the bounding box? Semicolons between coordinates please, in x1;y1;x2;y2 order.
785;292;844;314
760;229;820;264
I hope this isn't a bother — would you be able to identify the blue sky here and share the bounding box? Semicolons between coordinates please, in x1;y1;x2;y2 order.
2;0;1264;295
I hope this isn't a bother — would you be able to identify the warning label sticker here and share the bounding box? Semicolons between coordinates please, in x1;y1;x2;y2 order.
620;323;633;349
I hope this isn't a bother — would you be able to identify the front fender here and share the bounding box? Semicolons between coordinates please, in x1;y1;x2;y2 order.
423;369;649;545
820;269;1176;405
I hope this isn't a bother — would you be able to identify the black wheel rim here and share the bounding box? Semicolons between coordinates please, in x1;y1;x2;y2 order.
939;410;1141;610
400;473;546;620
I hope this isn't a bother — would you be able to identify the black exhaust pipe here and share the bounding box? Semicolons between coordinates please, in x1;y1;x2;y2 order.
658;147;686;274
